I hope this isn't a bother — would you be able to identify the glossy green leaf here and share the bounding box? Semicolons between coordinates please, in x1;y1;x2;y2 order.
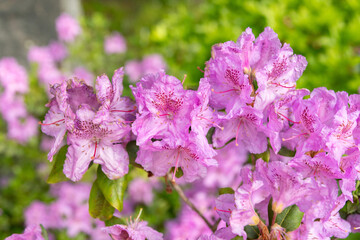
219;187;235;195
47;145;68;184
244;225;260;239
276;204;304;232
96;166;127;212
89;180;114;221
104;216;127;226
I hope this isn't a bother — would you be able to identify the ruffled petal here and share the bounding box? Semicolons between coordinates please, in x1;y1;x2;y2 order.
94;143;129;179
64;137;94;181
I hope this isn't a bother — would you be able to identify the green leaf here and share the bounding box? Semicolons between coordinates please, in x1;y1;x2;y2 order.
206;127;215;145
40;224;49;240
268;197;274;228
126;141;139;163
96;166;127;211
104;216;127;226
275;204;304;232
170;166;184;178
346;198;360;214
277;147;296;157
254;150;270;162
126;141;143;169
338;232;360;240
244;225;260;239
47;145;68;184
231;236;243;240
218;187;235;195
89;180;115;221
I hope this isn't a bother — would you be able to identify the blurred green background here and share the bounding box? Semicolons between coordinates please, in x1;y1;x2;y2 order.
81;0;360;92
1;0;360;239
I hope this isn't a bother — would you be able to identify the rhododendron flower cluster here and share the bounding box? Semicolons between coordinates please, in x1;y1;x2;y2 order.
6;26;359;240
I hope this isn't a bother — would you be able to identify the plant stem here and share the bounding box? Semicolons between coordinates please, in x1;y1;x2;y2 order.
166;173;218;232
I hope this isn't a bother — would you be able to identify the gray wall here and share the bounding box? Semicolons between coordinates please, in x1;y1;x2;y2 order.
0;0;82;66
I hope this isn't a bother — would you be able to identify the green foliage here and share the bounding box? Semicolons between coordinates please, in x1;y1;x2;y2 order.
104;216;126;226
277;147;296;157
96;166;127;212
339;233;360;240
244;225;260;239
47;145;68;184
85;0;360;93
40;224;49;240
275;204;304;232
218;187;235;195
89;180;115;221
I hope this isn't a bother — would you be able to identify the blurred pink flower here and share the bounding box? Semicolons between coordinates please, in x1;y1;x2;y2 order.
125;54;167;82
104;32;127;54
0;95;38;144
25;201;60;229
38;63;66;86
72;66;94;86
56;13;81;42
125;60;142;82
142;54;166;75
7;116;38;144
0;57;28;96
128;178;161;205
166;192;215;239
5;225;44;240
40;135;56;152
48;41;68;62
25;183;108;239
28;46;53;65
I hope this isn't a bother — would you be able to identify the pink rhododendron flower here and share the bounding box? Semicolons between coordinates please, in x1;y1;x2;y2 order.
131;71;195;145
137;134;216;182
56;13;81;42
213;106;267;153
41;68;134;181
104;32;127;54
230;178;268;239
203;141;247;189
103;210;163;240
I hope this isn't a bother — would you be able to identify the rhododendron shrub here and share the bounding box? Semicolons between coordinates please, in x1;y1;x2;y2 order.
6;24;360;240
